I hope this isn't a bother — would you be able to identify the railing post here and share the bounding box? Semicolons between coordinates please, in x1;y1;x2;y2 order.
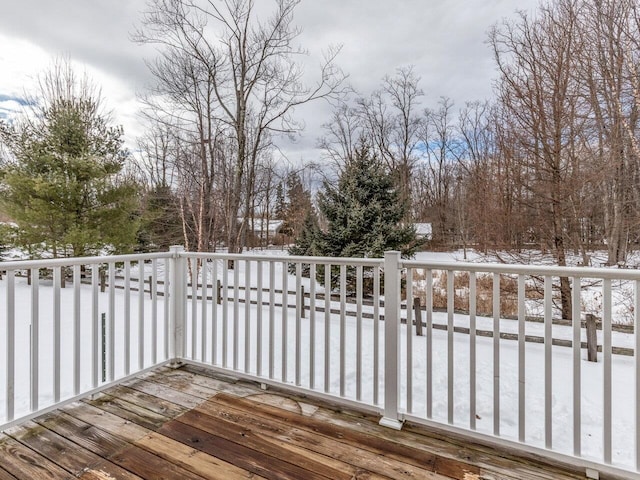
380;251;404;430
169;245;186;367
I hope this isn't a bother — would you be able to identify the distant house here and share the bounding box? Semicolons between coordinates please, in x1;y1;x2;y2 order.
414;222;432;240
243;218;284;242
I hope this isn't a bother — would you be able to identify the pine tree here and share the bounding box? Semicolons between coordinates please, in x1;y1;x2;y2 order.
290;144;420;288
0;62;140;258
316;144;419;259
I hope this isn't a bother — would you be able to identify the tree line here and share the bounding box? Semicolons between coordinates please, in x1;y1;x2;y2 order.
2;0;640;281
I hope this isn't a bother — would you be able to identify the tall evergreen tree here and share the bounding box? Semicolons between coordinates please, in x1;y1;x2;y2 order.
290;144;420;286
0;61;139;257
315;144;419;259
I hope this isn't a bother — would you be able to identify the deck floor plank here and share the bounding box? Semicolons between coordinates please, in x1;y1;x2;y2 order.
109;444;208;480
34;410;131;459
0;365;603;480
0;465;17;480
121;377;206;409
82;392;174;430
5;420;106;477
158;419;335;480
0;433;74;480
135;432;268;480
197;396;445;479
176;408;386;480
211;392;481;480
78;460;144;480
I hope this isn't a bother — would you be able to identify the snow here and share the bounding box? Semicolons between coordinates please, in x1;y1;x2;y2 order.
0;249;637;471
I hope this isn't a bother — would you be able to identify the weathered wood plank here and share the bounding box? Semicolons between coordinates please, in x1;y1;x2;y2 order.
82;392;171;430
0;466;17;480
158;419;332;480
122;378;204;409
141;370;221;399
135;432;268;480
61;402;150;443
0;433;74;480
177;409;365;480
109;444;208;480
79;462;144;480
212;393;481;480
155;366;259;398
101;385;187;418
6;420;104;477
197;397;444;479
34;410;130;459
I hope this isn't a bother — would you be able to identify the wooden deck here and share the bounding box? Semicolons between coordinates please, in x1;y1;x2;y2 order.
0;365;592;480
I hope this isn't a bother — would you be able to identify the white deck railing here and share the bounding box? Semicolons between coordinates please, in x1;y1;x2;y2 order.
1;247;639;478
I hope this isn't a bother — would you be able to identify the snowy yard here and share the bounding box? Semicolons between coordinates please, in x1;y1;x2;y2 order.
0;249;638;471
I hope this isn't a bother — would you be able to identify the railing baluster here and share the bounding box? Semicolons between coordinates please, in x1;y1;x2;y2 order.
469;271;476;430
406;267;413;413
257;261;263;376
447;269;454;424
53;267;61;403
163;258;170;361
30;268;39;412
124;261;131;375
295;262;302;386
545;275;553;449
603;278;612;464
245;260;251;373
138;262;145;369
324;263;331;393
310;263;317;390
282;261;288;382
222;259;229;368
212;259;218;365
571;277;582;458
6;269;15;421
201;260;208;363
518;274;526;442
373;265;380;406
192;262;198;360
356;264;363;402
426;268;433;419
339;264;346;397
73;264;81;395
92;265;99;388
108;262;115;382
151;259;158;365
493;272;500;436
233;261;239;370
269;260;275;380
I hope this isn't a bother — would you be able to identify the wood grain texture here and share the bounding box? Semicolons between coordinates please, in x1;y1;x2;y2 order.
0;365;590;480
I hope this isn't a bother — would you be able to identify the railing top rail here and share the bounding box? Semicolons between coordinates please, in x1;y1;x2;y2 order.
0;252;171;270
401;258;640;280
182;251;384;267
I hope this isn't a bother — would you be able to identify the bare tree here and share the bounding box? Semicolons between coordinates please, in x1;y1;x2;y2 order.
357;66;423;217
135;0;346;253
490;0;586;319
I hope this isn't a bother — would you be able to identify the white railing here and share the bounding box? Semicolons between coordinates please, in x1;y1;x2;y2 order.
0;250;173;429
1;247;639;478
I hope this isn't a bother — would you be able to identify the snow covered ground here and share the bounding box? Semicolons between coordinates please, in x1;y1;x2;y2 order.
0;249;637;471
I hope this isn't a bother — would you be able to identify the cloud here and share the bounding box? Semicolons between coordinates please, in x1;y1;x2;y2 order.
0;0;539;159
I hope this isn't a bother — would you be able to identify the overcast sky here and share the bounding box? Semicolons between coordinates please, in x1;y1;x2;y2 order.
0;0;539;162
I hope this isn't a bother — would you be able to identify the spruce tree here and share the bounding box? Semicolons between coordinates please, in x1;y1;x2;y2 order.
0;62;140;258
290;144;420;288
316;144;419;259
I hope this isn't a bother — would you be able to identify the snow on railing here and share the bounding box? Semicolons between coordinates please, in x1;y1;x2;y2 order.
1;247;639;478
